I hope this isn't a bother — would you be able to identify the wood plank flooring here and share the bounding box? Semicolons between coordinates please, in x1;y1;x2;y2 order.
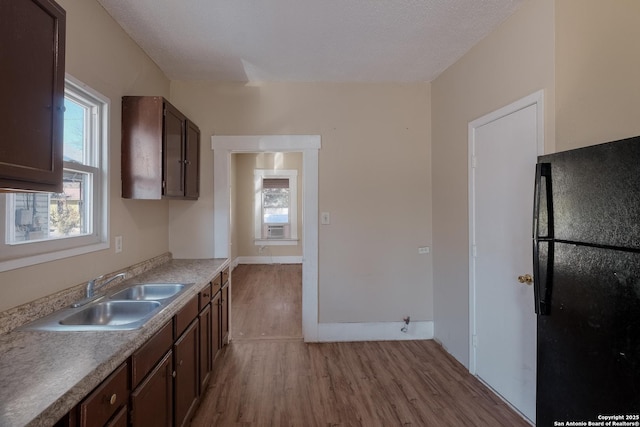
231;264;302;341
191;264;529;426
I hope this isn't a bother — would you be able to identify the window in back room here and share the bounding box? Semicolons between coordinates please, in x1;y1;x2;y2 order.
254;169;298;245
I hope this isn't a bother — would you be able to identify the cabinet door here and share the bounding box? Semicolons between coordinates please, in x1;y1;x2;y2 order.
105;406;127;427
221;284;229;346
163;102;185;197
121;96;164;199
199;303;212;391
131;351;173;427
211;291;222;362
174;319;199;427
184;120;200;199
0;0;65;192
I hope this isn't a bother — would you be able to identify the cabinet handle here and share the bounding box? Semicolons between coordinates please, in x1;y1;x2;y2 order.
109;393;117;405
179;360;183;366
172;371;176;378
203;293;209;298
185;160;191;165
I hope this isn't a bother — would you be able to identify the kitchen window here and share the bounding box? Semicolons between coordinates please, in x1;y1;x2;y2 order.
254;169;298;245
0;76;109;271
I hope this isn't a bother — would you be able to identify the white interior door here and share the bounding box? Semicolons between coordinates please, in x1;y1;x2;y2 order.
470;94;542;423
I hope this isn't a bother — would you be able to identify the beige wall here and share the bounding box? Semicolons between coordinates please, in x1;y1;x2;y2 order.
169;81;432;323
233;153;303;258
0;0;170;312
13;0;632;355
431;0;556;366
555;0;640;151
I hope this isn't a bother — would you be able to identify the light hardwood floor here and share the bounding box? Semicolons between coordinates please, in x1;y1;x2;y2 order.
231;264;302;341
191;264;529;426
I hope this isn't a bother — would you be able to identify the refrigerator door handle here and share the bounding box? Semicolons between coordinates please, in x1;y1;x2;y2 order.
533;162;553;315
533;240;553;315
533;162;553;241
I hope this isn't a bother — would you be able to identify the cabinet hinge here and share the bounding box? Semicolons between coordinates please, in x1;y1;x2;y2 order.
471;156;477;168
472;334;478;348
162;180;166;189
472;245;477;257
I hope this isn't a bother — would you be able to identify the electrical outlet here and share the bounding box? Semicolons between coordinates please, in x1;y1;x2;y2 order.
321;212;331;225
418;246;430;254
115;236;123;253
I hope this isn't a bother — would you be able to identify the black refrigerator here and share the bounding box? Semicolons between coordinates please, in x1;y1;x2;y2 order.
534;136;640;426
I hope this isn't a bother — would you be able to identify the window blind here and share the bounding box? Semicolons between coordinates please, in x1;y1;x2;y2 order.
262;178;289;189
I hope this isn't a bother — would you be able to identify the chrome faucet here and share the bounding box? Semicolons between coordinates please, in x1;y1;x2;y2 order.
86;272;126;298
71;272;127;308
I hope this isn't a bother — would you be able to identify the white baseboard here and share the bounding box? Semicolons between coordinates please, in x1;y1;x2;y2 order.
234;256;303;265
315;321;434;342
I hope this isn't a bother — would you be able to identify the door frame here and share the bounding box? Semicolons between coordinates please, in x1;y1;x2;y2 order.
211;135;321;342
468;91;544;374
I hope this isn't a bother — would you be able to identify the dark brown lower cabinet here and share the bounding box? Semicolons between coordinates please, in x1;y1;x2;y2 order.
52;268;232;427
211;291;222;361
174;319;200;427
221;283;229;346
199;303;212;391
78;362;128;427
130;351;173;427
105;406;127;427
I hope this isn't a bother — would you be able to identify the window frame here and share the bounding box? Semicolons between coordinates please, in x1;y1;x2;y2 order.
0;75;110;272
254;169;298;246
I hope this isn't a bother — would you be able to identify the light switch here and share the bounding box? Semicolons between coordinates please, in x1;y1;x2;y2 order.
115;236;123;253
418;246;430;254
321;212;331;225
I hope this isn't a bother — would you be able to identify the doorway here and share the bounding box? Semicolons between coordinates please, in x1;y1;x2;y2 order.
468;91;543;422
211;135;321;342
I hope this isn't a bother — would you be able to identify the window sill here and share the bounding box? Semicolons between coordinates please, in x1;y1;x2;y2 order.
0;241;109;273
254;239;299;246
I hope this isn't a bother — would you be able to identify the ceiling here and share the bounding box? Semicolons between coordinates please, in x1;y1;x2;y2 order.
96;0;528;83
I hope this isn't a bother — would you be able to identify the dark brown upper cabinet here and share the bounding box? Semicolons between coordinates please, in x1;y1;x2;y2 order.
184;119;201;199
122;96;200;200
0;0;66;193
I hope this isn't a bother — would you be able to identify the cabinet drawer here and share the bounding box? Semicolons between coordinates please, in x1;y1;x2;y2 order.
175;294;198;338
79;362;128;427
131;320;172;388
199;282;212;311
212;273;222;290
221;267;229;285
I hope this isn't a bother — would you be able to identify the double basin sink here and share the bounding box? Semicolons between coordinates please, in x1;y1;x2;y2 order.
19;283;195;332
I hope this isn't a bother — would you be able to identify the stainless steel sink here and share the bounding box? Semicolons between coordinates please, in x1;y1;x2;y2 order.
18;282;195;332
59;301;161;326
109;284;185;301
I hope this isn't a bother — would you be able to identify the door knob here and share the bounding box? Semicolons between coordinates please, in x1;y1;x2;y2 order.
518;274;533;285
